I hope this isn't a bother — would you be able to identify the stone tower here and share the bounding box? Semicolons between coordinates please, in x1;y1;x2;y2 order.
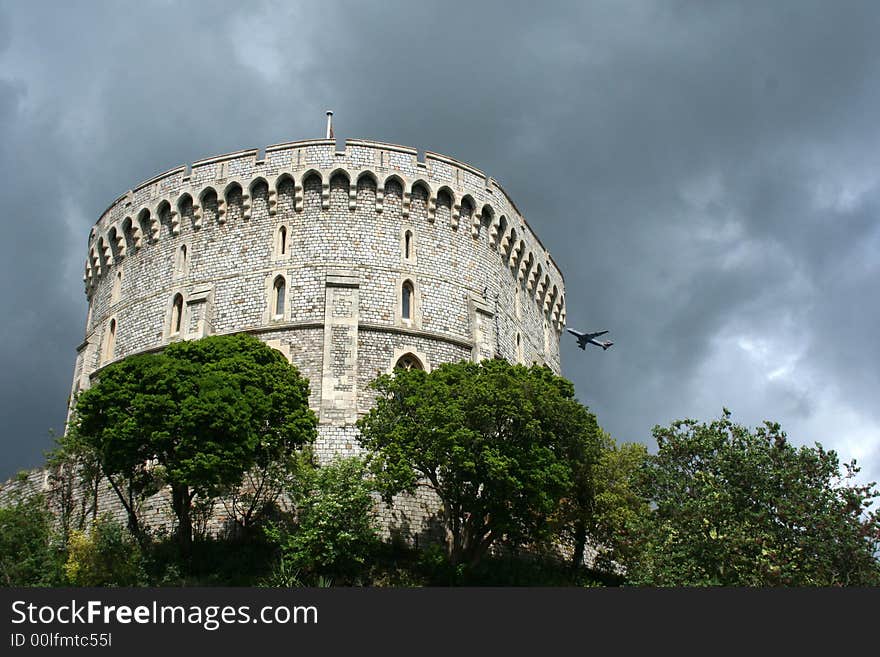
72;138;567;505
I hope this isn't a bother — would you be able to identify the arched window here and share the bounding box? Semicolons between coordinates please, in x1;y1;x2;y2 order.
273;276;286;318
278;226;287;256
401;280;414;320
175;244;187;276
171;294;184;335
111;271;122;304
104;319;117;362
394;353;423;370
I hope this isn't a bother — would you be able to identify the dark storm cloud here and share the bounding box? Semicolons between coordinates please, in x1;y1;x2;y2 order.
1;1;877;483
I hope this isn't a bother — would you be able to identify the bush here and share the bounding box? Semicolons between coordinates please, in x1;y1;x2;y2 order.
0;493;64;586
265;457;380;586
64;515;142;586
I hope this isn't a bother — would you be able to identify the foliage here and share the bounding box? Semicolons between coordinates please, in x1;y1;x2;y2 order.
264;457;379;585
357;359;598;568
629;410;880;586
584;433;650;572
550;426;632;570
70;333;317;553
46;427;104;539
220;447;315;535
140;535;277;586
64;515;142;586
0;493;64;586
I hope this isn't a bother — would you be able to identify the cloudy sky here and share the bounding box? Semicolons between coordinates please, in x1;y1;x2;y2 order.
1;0;878;486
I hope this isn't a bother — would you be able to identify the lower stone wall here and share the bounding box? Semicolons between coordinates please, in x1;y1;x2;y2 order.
0;426;596;569
0;423;444;547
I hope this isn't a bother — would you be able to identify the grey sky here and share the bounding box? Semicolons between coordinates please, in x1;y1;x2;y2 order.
1;0;878;486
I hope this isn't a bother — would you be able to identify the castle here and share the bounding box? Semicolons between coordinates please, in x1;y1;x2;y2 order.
66;135;567;533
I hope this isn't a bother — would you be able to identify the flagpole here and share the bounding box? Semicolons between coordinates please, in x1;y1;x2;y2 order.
326;111;334;139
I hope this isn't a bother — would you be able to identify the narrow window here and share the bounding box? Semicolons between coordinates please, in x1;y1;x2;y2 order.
273;276;286;318
175;244;187;275
402;280;413;320
111;271;122;304
278;226;287;256
404;230;412;259
171;294;183;335
105;319;117;362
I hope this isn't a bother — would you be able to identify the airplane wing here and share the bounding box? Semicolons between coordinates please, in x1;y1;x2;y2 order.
566;328;584;338
584;330;608;339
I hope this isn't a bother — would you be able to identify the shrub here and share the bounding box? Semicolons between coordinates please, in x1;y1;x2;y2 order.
265;457;380;585
64;515;142;586
0;493;64;586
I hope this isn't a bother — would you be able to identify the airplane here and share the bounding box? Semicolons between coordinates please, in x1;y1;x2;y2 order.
567;328;614;351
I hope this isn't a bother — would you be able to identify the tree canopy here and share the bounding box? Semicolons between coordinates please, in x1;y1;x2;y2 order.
629;411;880;586
357;358;601;568
71;333;317;552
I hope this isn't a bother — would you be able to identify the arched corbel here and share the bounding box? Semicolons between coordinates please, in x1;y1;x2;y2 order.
112;226;126;258
500;225;512;255
427;193;436;222
375;182;385;214
489;217;501;246
90;246;102;278
294;180;304;213
192;193;203;229
510;242;524;273
142;210;160;242
217;196;228;224
268;179;279;216
402;188;411;219
471;210;482;238
241;188;252;220
321;177;331;211
349;180;357;211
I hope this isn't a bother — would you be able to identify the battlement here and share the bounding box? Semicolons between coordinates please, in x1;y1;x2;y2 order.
85;138;566;328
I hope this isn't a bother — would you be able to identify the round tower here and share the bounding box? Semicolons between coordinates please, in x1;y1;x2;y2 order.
72;138;567;465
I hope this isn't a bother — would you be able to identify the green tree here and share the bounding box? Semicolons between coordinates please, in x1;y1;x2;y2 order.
555;429;649;573
357;359;597;569
588;436;650;572
71;333;317;554
631;411;880;586
47;427;105;538
220;446;316;536
0;493;64;586
264;457;379;585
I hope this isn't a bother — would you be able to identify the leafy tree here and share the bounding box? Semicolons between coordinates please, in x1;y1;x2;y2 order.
264;457;379;585
0;493;64;586
71;333;317;554
588;436;650;571
554;429;649;572
47;428;105;538
630;411;880;586
220;447;315;535
357;359;598;569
